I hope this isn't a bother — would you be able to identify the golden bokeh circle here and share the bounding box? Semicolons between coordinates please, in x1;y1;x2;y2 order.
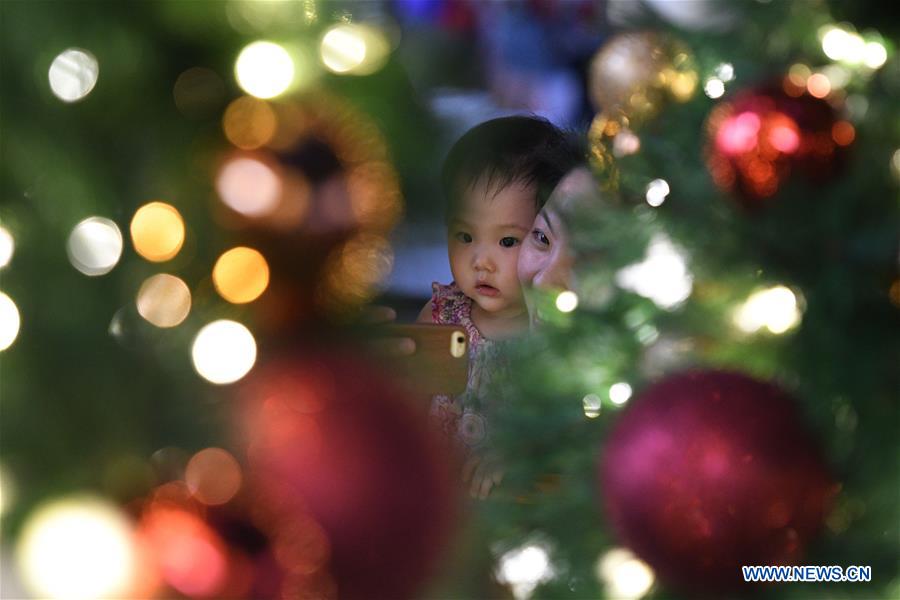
130;202;185;262
212;246;270;304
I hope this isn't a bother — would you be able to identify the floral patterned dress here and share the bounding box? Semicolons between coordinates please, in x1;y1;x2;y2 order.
429;281;505;452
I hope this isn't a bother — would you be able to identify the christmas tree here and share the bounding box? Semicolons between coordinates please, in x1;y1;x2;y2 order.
0;1;897;598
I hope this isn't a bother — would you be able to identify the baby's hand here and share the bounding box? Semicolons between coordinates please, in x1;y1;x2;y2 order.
463;453;504;500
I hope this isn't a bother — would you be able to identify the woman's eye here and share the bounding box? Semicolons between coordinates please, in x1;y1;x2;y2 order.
499;237;519;248
455;232;472;243
531;229;550;246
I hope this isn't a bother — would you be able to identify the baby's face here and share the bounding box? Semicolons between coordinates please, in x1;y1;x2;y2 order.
447;178;536;318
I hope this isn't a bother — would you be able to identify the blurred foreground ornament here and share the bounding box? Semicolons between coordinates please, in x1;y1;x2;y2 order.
599;370;836;593
239;349;460;599
588;32;697;128
705;83;849;209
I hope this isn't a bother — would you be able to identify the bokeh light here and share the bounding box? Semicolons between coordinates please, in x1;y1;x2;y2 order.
0;463;14;517
734;285;802;334
318;233;394;310
704;78;725;99
272;514;332;576
139;505;227;597
185;448;242;506
610;128;640;158
495;543;555;600
212;246;270;304
645;178;670;207
191;320;257;384
215;156;282;217
0;225;14;268
223;96;277;150
821;26;866;64
130;202;185;262
820;64;850;90
555;290;578;313
235;41;294;99
16;496;136;600
891;149;900;181
714;62;735;82
583;394;602;419
806;73;831;99
67;216;123;276
832;121;855;146
0;292;20;351
616;234;693;310
609;382;633;405
320;23;390;75
48;48;99;102
135;274;191;328
173;67;225;117
595;547;655;599
863;41;887;69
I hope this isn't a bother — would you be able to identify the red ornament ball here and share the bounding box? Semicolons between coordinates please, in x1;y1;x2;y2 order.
238;349;461;600
705;82;852;209
598;370;836;593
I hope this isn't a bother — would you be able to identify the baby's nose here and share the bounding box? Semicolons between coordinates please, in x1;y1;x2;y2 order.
472;251;495;272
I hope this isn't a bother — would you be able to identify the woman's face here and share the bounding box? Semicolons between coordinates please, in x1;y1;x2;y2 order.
517;168;594;323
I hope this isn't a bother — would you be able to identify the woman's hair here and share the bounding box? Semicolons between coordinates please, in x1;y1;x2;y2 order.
534;131;590;209
440;115;570;219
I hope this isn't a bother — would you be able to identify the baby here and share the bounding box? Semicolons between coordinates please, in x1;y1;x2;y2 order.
418;116;567;472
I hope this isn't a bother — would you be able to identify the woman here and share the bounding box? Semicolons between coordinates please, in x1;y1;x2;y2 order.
517;141;594;325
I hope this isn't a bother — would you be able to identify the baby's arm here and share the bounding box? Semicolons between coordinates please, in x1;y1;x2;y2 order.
416;300;433;323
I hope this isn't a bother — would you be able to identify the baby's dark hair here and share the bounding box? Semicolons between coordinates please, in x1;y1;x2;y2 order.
441;115;569;220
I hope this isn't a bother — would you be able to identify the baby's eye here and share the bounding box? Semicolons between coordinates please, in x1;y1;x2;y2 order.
455;232;472;243
531;229;550;247
499;236;519;248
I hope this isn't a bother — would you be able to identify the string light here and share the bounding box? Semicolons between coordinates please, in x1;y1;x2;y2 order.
130;202;185;263
616;233;692;310
0;225;14;268
595;547;655;599
0;292;20;351
645;179;670;207
583;394;602;418
67;217;123;276
714;62;735;82
863;41;887;69
704;78;725;99
609;382;633;405
496;543;555;600
734;285;802;334
191;320;257;384
212;247;270;304
136;274;192;328
555;290;578;313
235;41;295;99
320;23;390;75
48;48;99;102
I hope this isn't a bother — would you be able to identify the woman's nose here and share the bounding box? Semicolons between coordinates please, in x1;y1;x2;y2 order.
533;254;573;290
